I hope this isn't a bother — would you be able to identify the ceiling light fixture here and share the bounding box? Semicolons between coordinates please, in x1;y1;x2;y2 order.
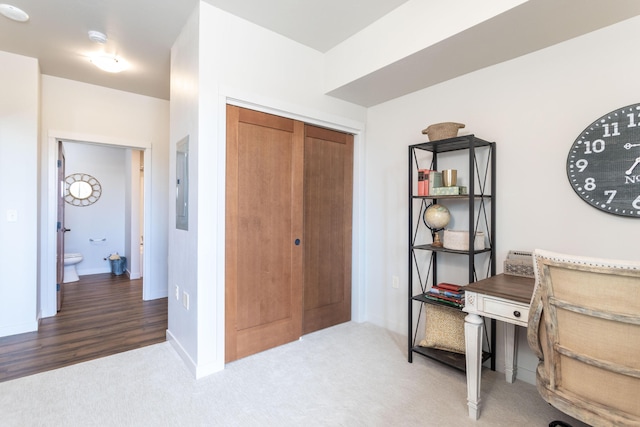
88;30;108;44
90;54;129;73
0;3;29;22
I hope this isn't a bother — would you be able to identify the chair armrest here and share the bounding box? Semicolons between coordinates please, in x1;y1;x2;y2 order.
527;285;544;360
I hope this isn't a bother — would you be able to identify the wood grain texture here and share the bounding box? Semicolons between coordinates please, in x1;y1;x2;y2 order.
302;125;353;334
0;273;167;383
528;250;640;426
464;274;534;304
225;105;304;362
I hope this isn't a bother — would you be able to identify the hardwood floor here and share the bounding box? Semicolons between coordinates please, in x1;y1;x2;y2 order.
0;273;167;383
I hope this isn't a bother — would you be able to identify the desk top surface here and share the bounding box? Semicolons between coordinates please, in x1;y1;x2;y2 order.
465;274;535;304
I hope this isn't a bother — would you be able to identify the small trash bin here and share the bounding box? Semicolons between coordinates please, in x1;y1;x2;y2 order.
110;257;127;275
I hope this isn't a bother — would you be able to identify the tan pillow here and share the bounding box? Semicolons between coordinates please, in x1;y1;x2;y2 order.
419;304;466;354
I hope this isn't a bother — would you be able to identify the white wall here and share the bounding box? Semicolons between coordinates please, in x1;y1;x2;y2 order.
40;75;170;316
169;5;201;373
365;16;640;384
168;2;368;378
0;51;40;337
62;142;127;275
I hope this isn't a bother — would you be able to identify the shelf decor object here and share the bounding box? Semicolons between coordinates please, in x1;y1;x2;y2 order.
421;122;465;141
443;230;485;251
408;134;496;372
503;250;535;278
423;204;450;247
419;304;467;354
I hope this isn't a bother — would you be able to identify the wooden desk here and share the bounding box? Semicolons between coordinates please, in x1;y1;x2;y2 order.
463;274;535;420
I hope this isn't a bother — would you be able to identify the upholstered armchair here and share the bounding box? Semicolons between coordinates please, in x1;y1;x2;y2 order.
528;249;640;427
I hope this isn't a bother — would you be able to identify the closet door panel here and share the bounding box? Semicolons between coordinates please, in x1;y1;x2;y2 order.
226;105;303;362
302;125;353;334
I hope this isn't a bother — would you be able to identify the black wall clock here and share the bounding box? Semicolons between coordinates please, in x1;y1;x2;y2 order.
566;102;640;218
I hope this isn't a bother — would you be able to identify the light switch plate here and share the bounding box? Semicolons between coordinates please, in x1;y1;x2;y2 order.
6;209;17;222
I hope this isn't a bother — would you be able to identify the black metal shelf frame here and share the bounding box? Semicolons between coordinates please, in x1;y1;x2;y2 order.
407;134;497;371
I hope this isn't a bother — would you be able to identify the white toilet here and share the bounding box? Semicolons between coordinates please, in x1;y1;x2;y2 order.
63;253;83;283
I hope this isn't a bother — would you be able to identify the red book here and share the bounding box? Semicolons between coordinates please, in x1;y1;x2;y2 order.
418;169;430;196
436;282;462;292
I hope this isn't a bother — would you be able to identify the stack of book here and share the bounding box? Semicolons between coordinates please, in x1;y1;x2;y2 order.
424;283;465;308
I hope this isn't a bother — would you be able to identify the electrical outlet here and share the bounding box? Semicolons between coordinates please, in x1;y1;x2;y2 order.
392;275;400;289
6;209;17;222
182;291;190;310
175;285;180;300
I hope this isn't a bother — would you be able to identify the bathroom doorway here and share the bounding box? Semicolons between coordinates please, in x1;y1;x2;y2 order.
59;141;144;289
45;132;156;317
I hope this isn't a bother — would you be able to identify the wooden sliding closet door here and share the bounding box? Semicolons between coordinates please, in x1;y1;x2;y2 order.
302;125;353;334
225;105;304;362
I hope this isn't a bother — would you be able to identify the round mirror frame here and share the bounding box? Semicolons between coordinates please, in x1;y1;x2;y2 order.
64;173;102;206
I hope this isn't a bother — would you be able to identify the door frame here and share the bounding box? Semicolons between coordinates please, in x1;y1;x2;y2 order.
42;130;154;317
218;94;366;361
56;142;65;311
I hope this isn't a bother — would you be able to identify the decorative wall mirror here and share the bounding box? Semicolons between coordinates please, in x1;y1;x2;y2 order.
176;136;189;230
64;173;102;207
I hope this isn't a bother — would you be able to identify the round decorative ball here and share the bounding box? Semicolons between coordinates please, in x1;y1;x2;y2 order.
424;204;451;230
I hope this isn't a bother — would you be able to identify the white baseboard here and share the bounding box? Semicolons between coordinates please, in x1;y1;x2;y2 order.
166;329;197;377
77;267;111;276
516;366;536;385
166;329;224;379
0;320;38;338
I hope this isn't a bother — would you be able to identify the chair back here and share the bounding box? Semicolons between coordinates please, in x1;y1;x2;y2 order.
527;249;640;427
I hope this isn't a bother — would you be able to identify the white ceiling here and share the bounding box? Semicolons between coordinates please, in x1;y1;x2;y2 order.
0;0;408;100
1;0;640;105
0;0;197;100
203;0;410;53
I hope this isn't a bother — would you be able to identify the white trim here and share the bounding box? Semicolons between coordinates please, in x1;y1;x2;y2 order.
43;131;155;317
166;329;196;376
224;92;363;135
167;329;222;379
0;321;39;337
141;147;154;300
215;93;229;371
49;130;152;149
351;128;367;323
42;137;58;317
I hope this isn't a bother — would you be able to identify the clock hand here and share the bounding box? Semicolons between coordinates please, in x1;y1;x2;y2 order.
626;156;640;175
624;142;640;150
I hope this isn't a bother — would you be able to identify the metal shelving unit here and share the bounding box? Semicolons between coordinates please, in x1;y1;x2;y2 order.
408;135;496;370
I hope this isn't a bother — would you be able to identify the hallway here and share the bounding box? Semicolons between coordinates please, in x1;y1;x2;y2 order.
0;274;167;383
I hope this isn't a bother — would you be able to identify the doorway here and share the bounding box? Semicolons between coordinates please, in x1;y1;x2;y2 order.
44;132;155;318
58;141;144;294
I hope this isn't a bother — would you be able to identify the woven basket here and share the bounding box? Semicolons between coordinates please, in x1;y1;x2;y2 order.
504;250;535;278
422;122;465;141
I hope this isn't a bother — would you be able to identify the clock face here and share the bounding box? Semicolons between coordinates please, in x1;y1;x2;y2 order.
567;103;640;218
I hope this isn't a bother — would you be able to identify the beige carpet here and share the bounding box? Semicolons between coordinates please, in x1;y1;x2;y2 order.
0;322;586;426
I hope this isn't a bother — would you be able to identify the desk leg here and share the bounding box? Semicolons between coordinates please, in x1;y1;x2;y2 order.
464;313;484;420
504;323;518;383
